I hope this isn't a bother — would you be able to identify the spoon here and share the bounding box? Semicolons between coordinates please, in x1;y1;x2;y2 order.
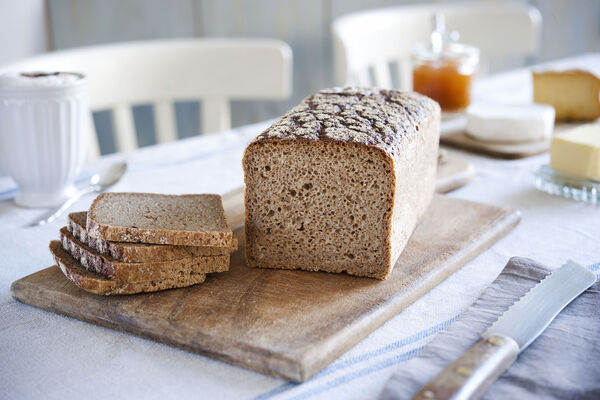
28;162;127;227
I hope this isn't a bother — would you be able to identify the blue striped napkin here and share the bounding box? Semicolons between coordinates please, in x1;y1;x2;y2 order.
380;257;600;399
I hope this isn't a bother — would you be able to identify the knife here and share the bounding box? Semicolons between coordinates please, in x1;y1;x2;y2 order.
412;260;597;400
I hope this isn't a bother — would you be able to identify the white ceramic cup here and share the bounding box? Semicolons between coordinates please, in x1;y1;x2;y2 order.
0;72;89;207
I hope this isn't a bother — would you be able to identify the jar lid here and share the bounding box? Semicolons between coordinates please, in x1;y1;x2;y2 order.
413;41;479;63
412;13;480;64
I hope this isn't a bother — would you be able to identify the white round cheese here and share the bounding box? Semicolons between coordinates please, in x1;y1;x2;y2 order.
466;103;555;143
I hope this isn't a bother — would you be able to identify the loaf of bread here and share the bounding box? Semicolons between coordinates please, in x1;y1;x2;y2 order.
243;87;440;279
50;241;206;295
87;193;233;246
533;69;600;121
68;211;236;263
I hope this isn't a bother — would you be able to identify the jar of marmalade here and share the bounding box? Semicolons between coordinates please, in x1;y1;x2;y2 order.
412;17;479;112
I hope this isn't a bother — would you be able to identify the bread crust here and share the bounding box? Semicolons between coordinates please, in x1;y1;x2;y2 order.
250;87;439;157
51;241;206;295
68;212;236;262
59;228;229;282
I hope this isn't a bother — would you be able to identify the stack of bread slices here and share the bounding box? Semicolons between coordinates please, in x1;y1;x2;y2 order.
49;193;236;295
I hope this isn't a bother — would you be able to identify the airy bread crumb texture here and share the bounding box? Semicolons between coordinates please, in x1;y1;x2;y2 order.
87;193;233;246
245;141;394;278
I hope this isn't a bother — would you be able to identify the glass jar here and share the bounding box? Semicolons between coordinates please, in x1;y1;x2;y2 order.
412;38;479;112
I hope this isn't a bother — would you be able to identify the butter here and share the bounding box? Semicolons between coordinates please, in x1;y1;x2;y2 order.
550;124;600;181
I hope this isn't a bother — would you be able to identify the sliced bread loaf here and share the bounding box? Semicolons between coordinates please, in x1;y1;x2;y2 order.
243;87;440;279
57;229;229;282
51;241;206;295
68;211;237;262
87;193;233;246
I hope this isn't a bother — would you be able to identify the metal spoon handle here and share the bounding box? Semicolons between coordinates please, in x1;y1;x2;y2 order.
28;185;99;227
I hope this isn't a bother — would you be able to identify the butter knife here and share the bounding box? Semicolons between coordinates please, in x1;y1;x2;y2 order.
412;260;596;400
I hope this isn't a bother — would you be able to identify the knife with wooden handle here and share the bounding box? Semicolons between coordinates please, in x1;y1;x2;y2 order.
412;260;597;400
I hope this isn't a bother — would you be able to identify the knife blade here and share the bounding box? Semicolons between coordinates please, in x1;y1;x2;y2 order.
412;260;597;400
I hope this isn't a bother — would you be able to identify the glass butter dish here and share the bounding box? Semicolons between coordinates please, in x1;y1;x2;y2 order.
534;165;600;204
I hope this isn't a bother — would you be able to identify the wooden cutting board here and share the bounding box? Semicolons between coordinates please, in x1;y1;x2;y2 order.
441;132;551;159
11;189;519;382
436;153;474;193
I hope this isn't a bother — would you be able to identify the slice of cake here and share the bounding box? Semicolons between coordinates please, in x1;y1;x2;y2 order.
87;193;233;246
550;124;600;181
243;87;440;279
533;69;600;121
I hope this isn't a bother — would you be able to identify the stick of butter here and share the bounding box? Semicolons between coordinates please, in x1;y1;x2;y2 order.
550;124;600;181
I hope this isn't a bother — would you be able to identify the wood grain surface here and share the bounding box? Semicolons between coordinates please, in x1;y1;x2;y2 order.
11;191;519;382
436;153;474;193
440;131;550;159
412;335;519;400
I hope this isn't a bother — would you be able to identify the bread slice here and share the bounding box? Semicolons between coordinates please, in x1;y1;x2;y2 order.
51;242;206;295
68;211;237;262
243;87;440;279
533;69;600;121
57;230;229;282
87;193;233;246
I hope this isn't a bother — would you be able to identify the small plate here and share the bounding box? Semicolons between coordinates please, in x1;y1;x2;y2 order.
534;165;600;204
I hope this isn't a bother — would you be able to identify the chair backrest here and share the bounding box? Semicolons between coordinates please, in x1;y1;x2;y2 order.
332;1;541;90
0;38;293;158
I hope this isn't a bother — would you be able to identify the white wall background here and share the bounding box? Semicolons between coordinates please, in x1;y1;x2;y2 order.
0;0;48;65
0;0;49;175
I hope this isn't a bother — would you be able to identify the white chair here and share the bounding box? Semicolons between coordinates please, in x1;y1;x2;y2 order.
0;38;293;158
332;1;541;90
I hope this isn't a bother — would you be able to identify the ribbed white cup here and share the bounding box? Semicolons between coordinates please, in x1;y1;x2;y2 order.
0;73;89;207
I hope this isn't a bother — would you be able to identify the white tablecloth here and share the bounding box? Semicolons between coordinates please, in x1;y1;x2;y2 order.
1;54;599;400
